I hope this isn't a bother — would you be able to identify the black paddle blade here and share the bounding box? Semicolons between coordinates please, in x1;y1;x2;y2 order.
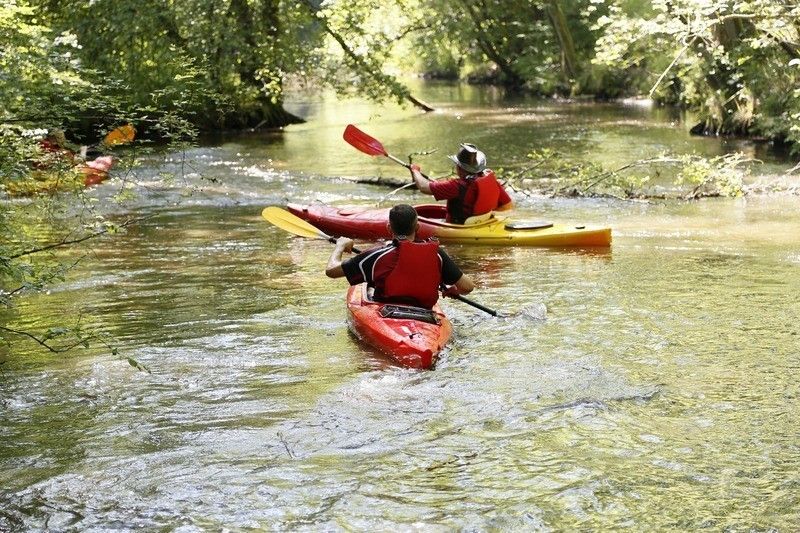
343;124;388;157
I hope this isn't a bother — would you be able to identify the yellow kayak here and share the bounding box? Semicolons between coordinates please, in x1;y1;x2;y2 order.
286;203;612;247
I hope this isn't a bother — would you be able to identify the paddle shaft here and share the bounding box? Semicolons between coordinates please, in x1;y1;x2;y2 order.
385;154;433;183
389;155;432;182
448;293;499;316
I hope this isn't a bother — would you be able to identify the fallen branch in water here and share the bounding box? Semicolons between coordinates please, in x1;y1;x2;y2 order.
501;151;763;200
334;151;788;201
338;175;407;188
575;157;682;193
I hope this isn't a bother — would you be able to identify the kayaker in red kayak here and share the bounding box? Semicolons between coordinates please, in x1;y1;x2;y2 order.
36;129;81;167
325;204;475;308
35;129;114;187
409;143;514;224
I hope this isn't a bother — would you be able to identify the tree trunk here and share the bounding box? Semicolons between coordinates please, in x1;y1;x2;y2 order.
674;11;755;136
545;0;579;82
301;1;435;112
697;16;754;135
219;0;303;129
459;0;526;89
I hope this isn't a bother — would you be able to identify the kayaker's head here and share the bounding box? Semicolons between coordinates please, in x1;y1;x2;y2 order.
388;204;419;240
46;128;68;147
449;143;486;177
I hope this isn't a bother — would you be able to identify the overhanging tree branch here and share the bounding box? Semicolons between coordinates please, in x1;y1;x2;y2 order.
10;215;153;259
0;325;88;353
649;36;699;97
301;0;435;112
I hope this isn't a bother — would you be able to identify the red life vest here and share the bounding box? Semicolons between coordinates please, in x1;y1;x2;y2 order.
471;170;502;215
380;240;442;309
449;170;502;223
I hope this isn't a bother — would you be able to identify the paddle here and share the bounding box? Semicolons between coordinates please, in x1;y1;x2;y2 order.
79;125;137;159
444;288;500;317
102;124;136;146
343;124;432;182
262;206;363;253
261;206;500;316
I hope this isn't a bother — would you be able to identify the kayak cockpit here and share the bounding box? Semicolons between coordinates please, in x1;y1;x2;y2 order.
413;204;510;229
379;304;440;325
413;204;447;220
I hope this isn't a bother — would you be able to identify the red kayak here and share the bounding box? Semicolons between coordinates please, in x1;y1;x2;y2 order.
288;203;612;247
346;284;452;369
79;155;114;186
8;155;115;197
38;139;114;187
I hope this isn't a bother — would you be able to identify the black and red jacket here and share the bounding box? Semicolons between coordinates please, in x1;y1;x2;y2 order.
341;238;464;309
379;239;442;309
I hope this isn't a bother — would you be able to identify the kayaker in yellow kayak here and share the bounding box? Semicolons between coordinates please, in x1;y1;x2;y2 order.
325;204;475;309
409;143;514;224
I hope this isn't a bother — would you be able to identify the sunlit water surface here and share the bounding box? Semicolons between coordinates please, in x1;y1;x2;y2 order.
2;83;799;530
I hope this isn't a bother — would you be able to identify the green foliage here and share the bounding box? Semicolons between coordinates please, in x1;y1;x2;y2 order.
127;357;151;373
675;153;748;198
401;0;609;93
0;1;199;360
593;0;800;142
0;2;93;125
30;0;313;130
302;0;421;105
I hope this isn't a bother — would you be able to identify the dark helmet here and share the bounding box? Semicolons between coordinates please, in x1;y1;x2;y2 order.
448;143;486;174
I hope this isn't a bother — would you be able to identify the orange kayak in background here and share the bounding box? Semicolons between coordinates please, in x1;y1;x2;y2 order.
6;155;115;197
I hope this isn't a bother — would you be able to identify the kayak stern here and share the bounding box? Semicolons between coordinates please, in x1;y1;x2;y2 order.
345;284;452;369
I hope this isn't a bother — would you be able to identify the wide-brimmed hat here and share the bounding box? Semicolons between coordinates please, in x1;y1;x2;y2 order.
448;143;486;174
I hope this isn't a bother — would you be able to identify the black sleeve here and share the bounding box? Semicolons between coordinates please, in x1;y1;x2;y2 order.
438;248;464;285
341;245;383;286
341;253;367;285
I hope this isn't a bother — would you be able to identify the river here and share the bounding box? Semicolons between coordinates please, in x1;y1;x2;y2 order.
1;82;799;530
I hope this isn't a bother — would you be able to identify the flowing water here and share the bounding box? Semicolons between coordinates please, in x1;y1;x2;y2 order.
2;83;800;530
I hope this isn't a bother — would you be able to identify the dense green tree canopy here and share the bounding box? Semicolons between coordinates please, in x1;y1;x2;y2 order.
593;0;800;143
3;0;798;141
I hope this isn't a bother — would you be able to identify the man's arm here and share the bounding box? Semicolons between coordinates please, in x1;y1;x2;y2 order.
325;237;354;278
438;248;475;296
496;180;514;211
410;164;433;195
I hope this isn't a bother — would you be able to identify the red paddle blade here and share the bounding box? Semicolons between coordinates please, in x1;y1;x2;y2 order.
343;124;387;157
